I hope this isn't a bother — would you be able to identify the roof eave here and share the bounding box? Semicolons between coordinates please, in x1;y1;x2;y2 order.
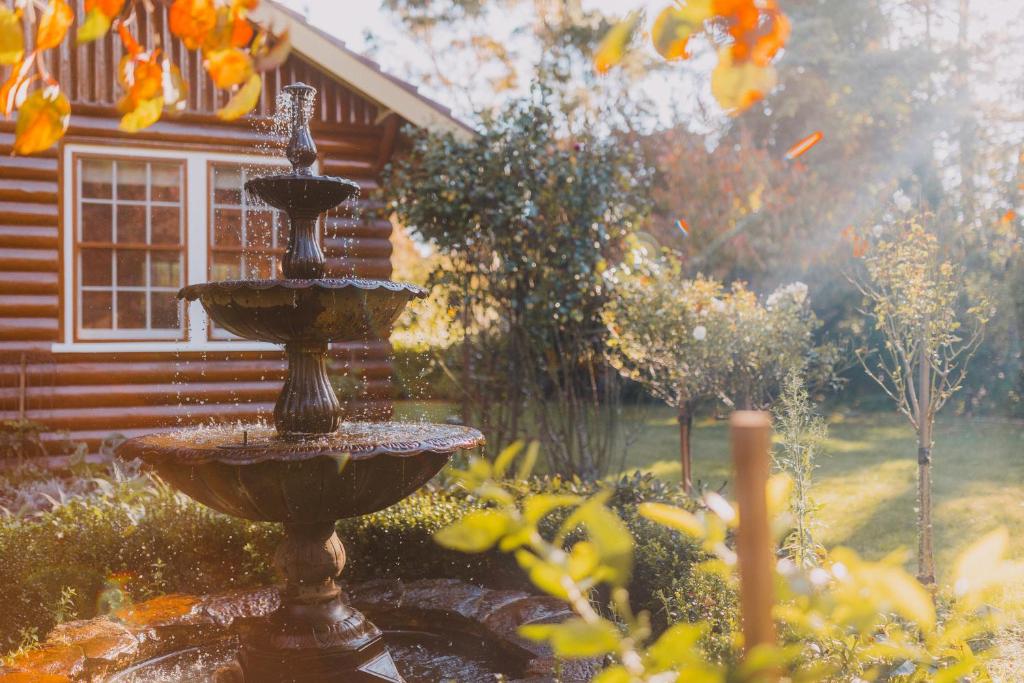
254;1;475;141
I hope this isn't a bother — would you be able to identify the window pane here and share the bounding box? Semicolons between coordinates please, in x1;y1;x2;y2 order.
151;251;182;287
152;206;181;244
211;252;242;280
117;291;147;328
117;161;147;200
81;159;113;198
82;290;112;329
246;254;273;279
150;293;180;329
81;248;112;286
249;210;274;250
117;204;146;243
213;208;242;246
213;166;243;204
81;203;113;242
151;163;181;202
117;249;146;286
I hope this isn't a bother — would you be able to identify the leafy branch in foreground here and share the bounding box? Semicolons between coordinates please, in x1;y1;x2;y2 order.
436;442;1024;681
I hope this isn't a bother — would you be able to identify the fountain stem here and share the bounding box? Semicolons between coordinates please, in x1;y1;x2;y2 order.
275;342;341;437
275;522;346;604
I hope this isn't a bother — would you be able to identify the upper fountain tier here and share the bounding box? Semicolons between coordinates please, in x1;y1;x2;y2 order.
179;83;425;347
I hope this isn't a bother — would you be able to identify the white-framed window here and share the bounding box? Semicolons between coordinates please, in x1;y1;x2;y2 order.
56;144;294;353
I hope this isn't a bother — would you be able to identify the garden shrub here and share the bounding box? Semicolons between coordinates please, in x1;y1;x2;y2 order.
0;469;732;656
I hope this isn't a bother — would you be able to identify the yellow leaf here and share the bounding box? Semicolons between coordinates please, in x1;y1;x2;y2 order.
591;666;631;683
216;72;261;121
516;440;539;480
492;440;524;479
953;527;1008;597
577;500;633;587
594;11;641;74
205;47;253;89
120;96;164;132
433;509;511;553
0;53;34;117
76;7;111;44
766;473;793;518
522;617;621;658
710;47;776;114
0;7;24;65
523;493;582;525
14;86;69;155
639;502;705;538
36;0;74;52
651;2;711;61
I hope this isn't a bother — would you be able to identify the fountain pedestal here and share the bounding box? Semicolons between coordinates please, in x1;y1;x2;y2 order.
116;81;484;683
237;524;399;682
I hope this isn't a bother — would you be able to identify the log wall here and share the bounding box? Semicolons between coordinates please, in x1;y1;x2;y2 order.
0;6;404;453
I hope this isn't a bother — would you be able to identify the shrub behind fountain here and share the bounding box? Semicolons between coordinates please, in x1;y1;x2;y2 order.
116;83;483;683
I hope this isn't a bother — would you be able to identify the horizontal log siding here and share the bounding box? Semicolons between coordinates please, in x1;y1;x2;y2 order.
0;23;403;453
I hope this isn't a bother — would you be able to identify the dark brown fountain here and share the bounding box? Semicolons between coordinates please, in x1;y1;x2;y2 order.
116;83;483;683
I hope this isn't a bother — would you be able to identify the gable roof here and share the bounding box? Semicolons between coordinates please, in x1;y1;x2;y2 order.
253;1;475;140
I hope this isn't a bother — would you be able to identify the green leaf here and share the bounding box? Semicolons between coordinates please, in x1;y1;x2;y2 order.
77;7;112;44
577;498;634;587
516;440;540;480
433;509;511;553
515;549;570;600
521;617;621;658
523;493;582;525
591;665;631;683
647;622;706;668
492;440;524;478
639;502;704;537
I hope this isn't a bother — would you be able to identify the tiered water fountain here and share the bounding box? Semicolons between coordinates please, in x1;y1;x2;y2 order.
116;83;484;683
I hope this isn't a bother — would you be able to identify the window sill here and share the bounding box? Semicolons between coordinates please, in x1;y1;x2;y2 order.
51;341;280;354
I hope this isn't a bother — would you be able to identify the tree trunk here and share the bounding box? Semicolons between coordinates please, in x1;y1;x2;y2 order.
678;400;694;493
917;343;936;584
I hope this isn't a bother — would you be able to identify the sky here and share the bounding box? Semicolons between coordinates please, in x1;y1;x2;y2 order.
276;0;1023;126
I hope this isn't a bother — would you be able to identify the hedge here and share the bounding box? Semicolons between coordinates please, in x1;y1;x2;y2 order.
0;469;735;661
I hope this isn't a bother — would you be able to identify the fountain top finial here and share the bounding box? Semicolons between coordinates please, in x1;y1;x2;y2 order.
283;82;317;175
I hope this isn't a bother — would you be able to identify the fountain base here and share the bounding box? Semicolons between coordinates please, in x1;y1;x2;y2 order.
233;599;401;682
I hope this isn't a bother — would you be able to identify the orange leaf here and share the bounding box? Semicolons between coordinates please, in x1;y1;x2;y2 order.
14;86;70;155
36;0;74;52
785;131;823;160
230;13;253;48
118;51;163;112
0;53;36;117
85;0;126;18
205;47;252;89
117;21;142;56
750;8;790;66
216;72;261;121
1001;210;1017;224
169;0;217;50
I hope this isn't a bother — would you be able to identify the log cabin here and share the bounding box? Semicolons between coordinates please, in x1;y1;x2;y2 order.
0;1;471;456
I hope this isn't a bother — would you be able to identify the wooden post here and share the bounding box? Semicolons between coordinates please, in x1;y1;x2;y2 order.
731;410;777;669
917;333;935;584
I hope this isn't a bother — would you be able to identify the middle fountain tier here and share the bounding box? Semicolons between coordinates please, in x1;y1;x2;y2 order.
117;82;483;683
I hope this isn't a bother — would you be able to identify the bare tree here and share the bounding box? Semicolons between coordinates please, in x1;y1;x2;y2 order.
853;217;990;583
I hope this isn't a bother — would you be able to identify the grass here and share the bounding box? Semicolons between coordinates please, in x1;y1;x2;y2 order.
393;399;1024;581
620;405;1024;581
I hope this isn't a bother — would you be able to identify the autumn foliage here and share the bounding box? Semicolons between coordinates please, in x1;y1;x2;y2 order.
0;0;289;155
594;0;790;114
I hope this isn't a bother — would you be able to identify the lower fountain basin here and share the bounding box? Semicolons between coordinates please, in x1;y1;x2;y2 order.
116;422;483;523
4;580;599;682
178;278;426;344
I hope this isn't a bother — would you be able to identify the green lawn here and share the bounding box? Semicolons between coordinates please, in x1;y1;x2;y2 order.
620;406;1024;581
395;400;1024;581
